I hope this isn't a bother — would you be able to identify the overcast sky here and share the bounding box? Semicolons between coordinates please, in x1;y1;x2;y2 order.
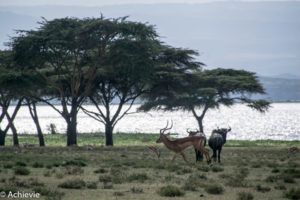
1;0;300;6
1;0;299;77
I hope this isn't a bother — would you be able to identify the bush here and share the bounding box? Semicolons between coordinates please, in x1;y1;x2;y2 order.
283;175;295;183
284;169;300;178
94;168;107;174
274;184;286;190
32;162;44;168
14;167;30;176
15;161;26;167
205;184;224;194
127;173;148;183
86;182;97;189
113;191;124;196
158;185;185;197
65;166;84;175
256;184;271;193
99;175;112;183
284;188;300;200
211;166;224;172
34;186;65;200
237;192;254;200
3;164;13;169
131;187;143;194
58;179;86;189
102;183;113;189
63;160;87;167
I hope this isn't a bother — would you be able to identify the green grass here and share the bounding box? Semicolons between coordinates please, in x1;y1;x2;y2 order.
4;133;300;147
0;133;300;200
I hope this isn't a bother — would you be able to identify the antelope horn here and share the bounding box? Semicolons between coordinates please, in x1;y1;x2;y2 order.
160;121;169;134
228;126;231;132
186;128;191;134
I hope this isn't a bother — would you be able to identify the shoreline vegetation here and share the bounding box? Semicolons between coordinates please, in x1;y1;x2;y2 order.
2;133;300;147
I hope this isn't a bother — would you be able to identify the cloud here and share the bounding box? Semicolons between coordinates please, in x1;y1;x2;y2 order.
1;0;300;7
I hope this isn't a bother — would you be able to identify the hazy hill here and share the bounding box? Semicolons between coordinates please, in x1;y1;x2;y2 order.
258;76;300;102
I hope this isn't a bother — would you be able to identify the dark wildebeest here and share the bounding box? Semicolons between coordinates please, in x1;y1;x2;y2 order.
187;129;206;162
208;127;231;163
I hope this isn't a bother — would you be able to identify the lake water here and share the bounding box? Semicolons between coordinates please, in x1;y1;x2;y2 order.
2;103;300;140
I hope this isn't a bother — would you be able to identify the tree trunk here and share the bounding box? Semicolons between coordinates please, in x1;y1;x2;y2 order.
11;123;19;147
0;130;5;146
66;104;78;146
197;117;204;133
105;122;114;146
28;101;45;146
6;99;23;147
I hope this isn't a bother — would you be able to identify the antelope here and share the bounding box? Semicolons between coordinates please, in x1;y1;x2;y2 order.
157;121;211;167
187;129;207;162
208;127;231;163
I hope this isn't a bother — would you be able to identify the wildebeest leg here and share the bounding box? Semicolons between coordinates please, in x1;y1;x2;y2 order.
212;149;217;162
194;149;203;162
218;147;222;163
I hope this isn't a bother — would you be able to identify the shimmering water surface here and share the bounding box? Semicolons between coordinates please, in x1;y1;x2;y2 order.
2;103;300;140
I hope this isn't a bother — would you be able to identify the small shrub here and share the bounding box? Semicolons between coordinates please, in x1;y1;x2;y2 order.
127;173;148;183
284;168;300;178
44;170;51;177
182;183;197;191
158;185;185;197
131;187;143;194
94;168;107;174
283;175;295;183
58;179;86;189
0;185;18;194
34;186;65;200
29;178;45;187
3;163;13;169
46;165;53;169
86;182;97;189
237;192;254;200
99;175;112;183
271;168;280;173
256;184;271;193
205;184;224;194
284;188;300;200
113;191;124;196
15;161;26;167
63;160;87;167
65;166;83;175
211;166;224;172
102;183;113;189
197;166;210;172
265;175;279;183
32;162;44;168
14;167;30;176
274;184;286;190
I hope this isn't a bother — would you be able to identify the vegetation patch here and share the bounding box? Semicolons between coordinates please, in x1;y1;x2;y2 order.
205;184;224;194
62;160;87;167
237;192;254;200
127;173;149;183
256;184;271;192
158;185;185;197
15;161;27;167
32;162;44;168
211;166;224;172
58;179;86;189
131;187;143;194
284;188;300;200
94;168;107;174
14;167;30;176
34;186;65;200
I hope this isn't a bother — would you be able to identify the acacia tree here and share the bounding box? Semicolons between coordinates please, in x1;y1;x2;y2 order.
140;68;270;133
0;50;33;146
81;40;202;145
13;17;147;146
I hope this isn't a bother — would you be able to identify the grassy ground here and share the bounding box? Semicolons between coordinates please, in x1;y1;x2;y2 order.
0;134;300;200
4;133;300;147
